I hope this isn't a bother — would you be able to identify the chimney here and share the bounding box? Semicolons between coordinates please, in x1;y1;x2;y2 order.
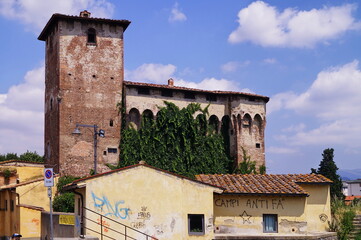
168;78;174;86
80;10;91;18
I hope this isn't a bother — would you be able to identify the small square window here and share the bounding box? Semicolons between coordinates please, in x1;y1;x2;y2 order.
256;143;261;148
138;88;150;95
263;214;278;233
161;89;173;97
108;148;118;154
188;214;204;235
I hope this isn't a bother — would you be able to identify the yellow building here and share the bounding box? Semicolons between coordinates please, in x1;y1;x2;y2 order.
0;161;57;239
66;163;336;240
66;163;223;240
196;173;335;238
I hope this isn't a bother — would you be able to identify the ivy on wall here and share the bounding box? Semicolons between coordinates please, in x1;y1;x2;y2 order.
118;102;232;178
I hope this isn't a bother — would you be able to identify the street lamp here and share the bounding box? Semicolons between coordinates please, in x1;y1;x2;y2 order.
72;123;105;175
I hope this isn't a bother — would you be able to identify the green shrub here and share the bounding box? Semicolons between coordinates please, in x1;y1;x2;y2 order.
53;193;74;212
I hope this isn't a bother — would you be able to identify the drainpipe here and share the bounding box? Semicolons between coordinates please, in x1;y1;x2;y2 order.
73;190;85;237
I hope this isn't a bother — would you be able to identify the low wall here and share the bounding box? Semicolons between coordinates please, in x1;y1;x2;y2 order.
41;212;74;239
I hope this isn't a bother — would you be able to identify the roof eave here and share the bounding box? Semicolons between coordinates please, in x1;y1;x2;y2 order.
38;13;131;41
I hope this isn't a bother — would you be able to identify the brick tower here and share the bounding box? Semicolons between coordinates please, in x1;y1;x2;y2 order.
39;11;130;176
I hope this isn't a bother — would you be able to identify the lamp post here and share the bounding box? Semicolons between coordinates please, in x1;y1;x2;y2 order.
72;124;105;175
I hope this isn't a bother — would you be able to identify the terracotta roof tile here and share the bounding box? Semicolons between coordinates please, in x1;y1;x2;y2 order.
195;174;331;196
124;81;269;102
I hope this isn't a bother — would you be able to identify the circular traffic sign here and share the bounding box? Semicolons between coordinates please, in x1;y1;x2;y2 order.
45;169;52;179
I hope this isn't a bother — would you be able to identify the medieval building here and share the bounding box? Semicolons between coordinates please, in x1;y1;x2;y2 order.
38;11;269;176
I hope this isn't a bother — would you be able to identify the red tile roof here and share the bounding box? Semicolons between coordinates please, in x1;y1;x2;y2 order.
38;13;131;41
195;174;332;196
124;81;270;102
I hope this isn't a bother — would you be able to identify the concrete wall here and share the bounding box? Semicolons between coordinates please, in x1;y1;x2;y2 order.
41;212;75;239
75;165;221;239
213;185;331;235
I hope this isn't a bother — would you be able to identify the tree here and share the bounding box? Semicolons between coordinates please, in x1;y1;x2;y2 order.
19;151;44;162
53;176;78;212
311;148;343;199
119;102;232;178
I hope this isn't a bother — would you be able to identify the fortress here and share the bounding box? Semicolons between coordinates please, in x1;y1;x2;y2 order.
38;11;269;176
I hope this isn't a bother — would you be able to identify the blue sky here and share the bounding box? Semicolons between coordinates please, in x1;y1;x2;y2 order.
0;0;360;174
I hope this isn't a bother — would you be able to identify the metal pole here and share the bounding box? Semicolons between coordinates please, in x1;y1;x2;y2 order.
93;125;98;175
49;187;54;240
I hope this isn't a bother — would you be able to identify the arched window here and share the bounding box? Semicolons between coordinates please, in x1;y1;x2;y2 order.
128;108;140;130
209;115;219;134
87;28;96;44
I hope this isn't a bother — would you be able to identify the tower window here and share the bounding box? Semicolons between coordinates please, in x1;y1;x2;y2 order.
256;143;261;148
108;148;118;153
87;28;96;44
110;120;114;127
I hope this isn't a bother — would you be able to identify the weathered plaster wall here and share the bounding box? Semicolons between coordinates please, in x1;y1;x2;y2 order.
77;166;219;239
16;177;58;212
14;166;43;182
19;206;42;238
301;184;331;232
213;195;307;235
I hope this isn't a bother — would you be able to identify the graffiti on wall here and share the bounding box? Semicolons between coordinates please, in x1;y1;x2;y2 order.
215;198;285;210
131;206;151;229
246;198;284;210
319;213;328;222
91;192;130;219
97;218;110;233
240;211;252;224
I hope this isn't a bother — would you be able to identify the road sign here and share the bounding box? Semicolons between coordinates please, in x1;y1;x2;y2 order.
44;168;54;187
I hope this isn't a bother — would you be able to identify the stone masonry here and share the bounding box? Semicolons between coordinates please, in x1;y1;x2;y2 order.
39;11;269;177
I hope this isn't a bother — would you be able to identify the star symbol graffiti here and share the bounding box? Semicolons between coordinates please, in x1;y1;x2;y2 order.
240;211;252;224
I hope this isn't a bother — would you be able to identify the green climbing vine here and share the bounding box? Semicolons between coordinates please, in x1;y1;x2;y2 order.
119;102;232;178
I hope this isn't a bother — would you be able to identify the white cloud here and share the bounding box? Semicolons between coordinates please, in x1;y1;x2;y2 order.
221;61;251;73
0;64;44;154
126;63;248;92
176;78;242;92
0;0;114;32
270;60;361;149
228;1;360;48
169;2;187;23
125;63;177;84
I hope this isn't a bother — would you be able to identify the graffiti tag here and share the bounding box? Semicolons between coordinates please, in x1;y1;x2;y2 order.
91;192;130;219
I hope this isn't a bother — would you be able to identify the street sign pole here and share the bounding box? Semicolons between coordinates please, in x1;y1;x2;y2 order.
44;168;54;240
48;187;53;240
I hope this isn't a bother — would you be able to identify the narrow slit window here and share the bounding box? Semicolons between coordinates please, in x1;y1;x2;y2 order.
108;148;118;153
87;28;96;44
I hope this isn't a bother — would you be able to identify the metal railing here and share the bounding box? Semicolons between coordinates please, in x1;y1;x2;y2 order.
83;207;158;240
